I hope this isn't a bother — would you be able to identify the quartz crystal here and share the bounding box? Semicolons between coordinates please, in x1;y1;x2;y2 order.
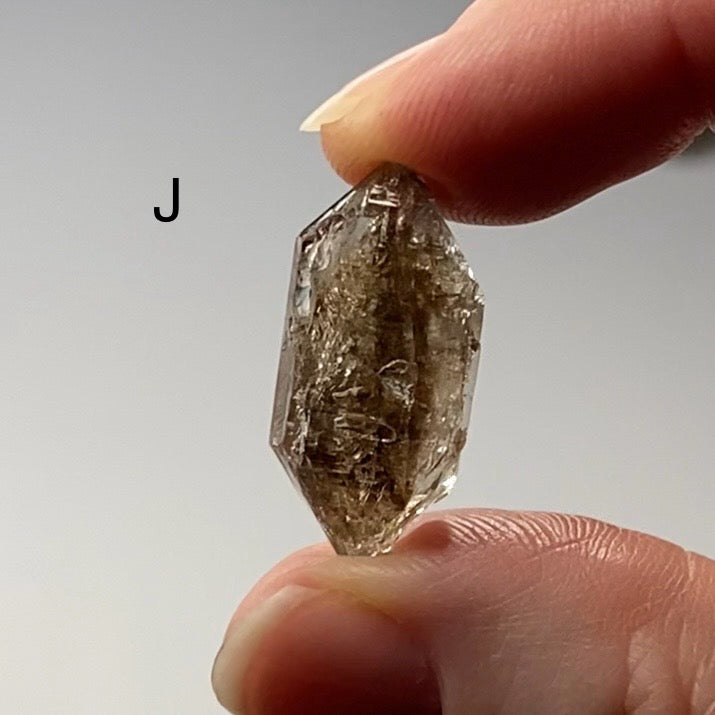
270;164;484;555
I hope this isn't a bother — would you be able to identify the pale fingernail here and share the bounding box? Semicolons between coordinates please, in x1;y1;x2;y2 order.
211;585;320;715
299;34;441;132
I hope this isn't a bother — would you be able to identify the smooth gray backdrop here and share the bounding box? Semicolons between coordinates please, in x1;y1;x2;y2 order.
1;1;713;713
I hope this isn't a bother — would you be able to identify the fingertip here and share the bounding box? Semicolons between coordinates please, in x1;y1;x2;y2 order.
300;34;445;133
317;0;714;224
214;586;441;715
319;116;464;223
213;585;322;714
318;95;392;188
227;542;333;627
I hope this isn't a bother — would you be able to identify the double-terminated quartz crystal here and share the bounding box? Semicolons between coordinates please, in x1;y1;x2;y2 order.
270;164;483;555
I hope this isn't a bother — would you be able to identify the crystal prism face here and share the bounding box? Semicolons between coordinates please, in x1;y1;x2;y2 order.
270;164;483;556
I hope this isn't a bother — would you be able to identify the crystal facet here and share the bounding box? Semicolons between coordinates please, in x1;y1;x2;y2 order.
270;164;484;555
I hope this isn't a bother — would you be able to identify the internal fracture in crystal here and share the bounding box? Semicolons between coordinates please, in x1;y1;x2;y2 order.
270;164;484;555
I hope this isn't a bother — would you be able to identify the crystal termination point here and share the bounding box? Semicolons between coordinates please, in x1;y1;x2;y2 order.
270;164;484;556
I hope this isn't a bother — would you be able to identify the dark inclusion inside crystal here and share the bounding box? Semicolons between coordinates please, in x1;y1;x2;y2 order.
270;164;484;555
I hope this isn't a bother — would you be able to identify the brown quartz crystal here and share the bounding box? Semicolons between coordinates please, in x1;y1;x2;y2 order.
270;164;484;555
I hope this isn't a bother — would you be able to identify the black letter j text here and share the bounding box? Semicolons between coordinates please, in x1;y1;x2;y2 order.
155;178;179;222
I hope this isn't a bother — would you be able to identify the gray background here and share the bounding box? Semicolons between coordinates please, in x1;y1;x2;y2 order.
1;1;713;713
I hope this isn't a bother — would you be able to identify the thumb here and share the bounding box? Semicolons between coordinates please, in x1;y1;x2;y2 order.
302;0;715;223
211;510;715;714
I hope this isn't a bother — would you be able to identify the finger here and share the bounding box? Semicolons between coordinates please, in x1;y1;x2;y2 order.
303;0;715;223
211;509;715;714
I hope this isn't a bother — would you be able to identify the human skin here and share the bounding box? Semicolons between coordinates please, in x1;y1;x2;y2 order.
212;0;715;712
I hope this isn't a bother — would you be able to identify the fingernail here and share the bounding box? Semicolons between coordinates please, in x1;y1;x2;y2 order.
212;585;441;715
299;34;441;132
211;585;320;714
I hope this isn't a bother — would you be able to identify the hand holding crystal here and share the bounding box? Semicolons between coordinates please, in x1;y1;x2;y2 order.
212;0;715;711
